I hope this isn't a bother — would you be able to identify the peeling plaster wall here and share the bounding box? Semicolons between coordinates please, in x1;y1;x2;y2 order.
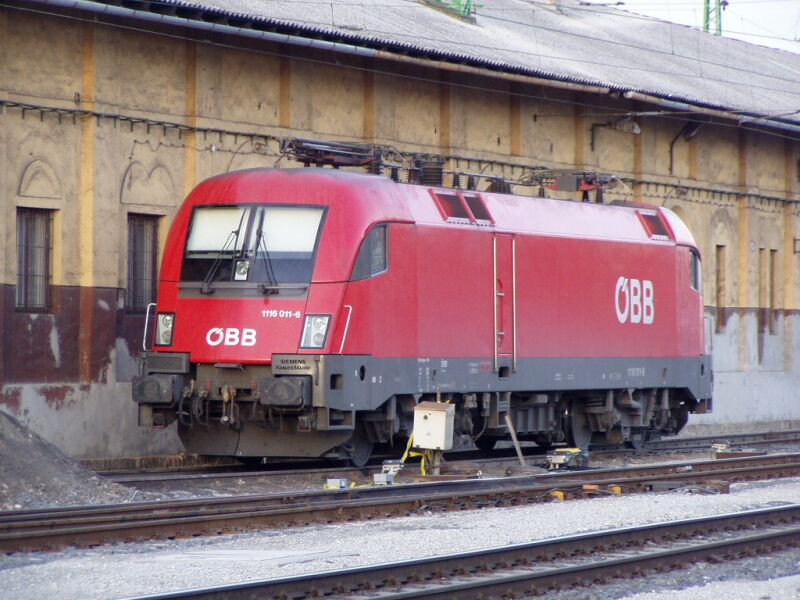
1;346;179;457
1;7;800;457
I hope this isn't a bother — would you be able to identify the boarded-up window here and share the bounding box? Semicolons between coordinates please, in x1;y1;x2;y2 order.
127;214;159;311
16;208;52;312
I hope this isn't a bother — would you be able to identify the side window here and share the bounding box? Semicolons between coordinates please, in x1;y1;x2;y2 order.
351;225;388;281
16;208;53;312
127;214;159;311
690;250;701;292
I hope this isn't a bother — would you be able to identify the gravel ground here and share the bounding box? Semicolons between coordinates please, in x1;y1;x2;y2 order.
2;412;799;599
0;412;164;510
2;477;799;599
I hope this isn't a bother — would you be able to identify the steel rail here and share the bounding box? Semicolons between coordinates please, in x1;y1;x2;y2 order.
585;430;800;455
104;446;548;485
100;429;800;486
13;451;800;519
95;445;549;480
643;429;800;451
128;504;800;599
3;453;800;554
87;429;800;478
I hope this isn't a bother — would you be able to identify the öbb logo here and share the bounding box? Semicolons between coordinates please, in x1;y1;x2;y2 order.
615;277;654;325
205;328;257;347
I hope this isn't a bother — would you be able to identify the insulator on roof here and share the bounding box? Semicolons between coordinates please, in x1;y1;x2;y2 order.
467;175;477;191
368;148;383;175
390;167;399;182
488;178;512;194
452;173;461;189
414;157;444;186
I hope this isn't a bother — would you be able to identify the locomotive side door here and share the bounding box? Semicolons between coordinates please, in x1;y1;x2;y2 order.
493;233;516;373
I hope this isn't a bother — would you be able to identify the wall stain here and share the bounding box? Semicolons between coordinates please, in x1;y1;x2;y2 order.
39;385;76;410
0;387;22;414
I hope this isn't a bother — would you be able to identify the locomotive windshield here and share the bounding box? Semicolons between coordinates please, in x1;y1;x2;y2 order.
181;204;324;291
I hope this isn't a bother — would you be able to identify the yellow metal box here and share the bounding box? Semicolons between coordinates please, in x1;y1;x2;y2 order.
413;401;454;450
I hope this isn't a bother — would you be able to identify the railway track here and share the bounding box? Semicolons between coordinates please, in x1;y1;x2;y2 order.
131;503;800;599
628;429;800;453
105;447;543;490
3;452;800;554
101;429;800;489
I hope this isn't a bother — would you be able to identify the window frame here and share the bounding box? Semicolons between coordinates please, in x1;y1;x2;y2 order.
16;207;53;313
127;213;160;313
351;224;389;281
179;203;328;290
689;249;702;292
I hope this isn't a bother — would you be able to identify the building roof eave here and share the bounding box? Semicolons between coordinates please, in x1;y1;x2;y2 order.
18;0;800;137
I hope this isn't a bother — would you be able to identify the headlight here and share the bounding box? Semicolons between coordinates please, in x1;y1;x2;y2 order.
156;313;175;346
300;314;330;349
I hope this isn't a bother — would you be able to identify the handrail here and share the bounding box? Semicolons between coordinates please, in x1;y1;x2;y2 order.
338;305;354;354
142;302;156;352
512;237;517;373
493;236;498;373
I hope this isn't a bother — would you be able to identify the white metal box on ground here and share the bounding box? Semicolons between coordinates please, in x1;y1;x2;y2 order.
413;401;454;450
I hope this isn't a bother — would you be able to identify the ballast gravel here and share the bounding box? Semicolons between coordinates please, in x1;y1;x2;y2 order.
0;412;164;510
1;477;799;599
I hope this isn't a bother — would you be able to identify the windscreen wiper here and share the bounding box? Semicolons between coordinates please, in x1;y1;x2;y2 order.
255;214;279;295
200;213;246;294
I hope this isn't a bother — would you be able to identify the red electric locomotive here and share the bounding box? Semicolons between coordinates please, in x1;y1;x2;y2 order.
134;147;712;465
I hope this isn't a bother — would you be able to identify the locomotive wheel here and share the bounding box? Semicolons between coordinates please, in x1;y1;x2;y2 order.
346;427;373;468
566;403;592;450
626;430;647;450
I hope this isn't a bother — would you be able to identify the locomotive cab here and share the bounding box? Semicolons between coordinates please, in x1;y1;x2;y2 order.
133;169;405;464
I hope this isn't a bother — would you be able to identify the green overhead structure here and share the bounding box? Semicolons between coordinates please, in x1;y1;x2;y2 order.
704;0;728;35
